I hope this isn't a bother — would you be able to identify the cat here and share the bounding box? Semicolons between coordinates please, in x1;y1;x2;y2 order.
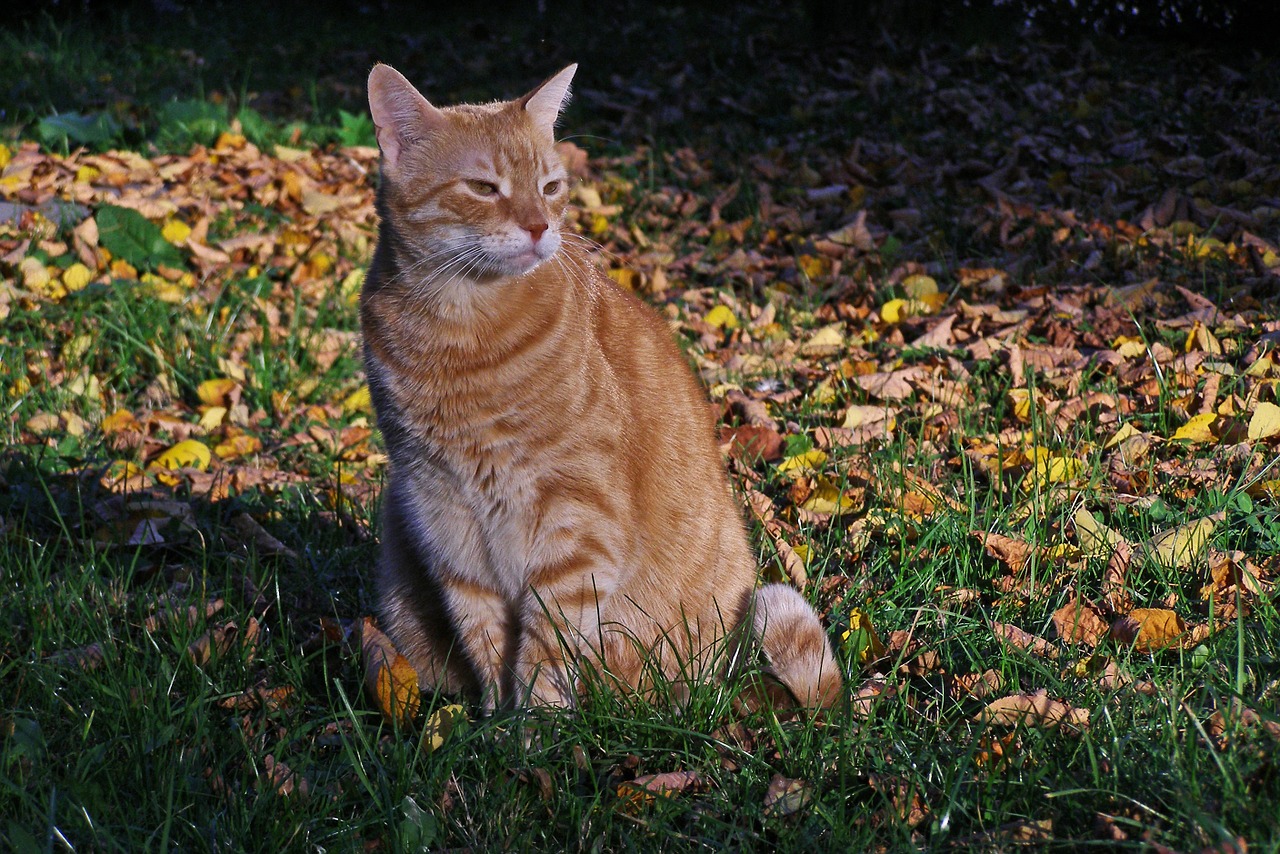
361;62;843;712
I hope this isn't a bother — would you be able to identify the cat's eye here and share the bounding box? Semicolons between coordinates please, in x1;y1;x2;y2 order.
465;179;500;197
543;180;562;196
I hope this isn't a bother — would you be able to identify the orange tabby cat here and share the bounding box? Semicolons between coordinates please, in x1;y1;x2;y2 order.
362;62;842;711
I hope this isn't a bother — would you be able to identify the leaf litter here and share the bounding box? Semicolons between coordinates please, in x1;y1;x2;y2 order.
3;19;1280;847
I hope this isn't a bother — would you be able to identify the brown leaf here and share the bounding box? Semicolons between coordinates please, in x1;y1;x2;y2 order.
358;617;420;725
226;512;297;560
718;423;784;463
1101;541;1135;615
992;621;1059;660
1051;599;1109;646
977;689;1089;730
973;531;1032;575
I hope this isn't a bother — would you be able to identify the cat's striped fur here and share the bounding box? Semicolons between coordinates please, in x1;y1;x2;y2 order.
361;63;843;711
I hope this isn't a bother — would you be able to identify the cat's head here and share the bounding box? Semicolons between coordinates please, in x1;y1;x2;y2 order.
368;63;577;284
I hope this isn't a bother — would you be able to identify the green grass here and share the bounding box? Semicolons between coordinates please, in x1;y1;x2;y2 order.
4;1;1280;850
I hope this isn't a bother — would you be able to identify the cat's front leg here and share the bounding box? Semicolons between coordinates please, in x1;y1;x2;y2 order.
436;575;514;714
516;555;616;708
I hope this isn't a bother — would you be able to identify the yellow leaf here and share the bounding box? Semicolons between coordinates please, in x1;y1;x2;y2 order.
340;268;365;305
1104;422;1140;449
1170;412;1217;443
880;297;933;323
1073;507;1127;557
0;143;10;169
797;254;830;280
704;305;739;329
1027;454;1084;486
342;385;373;415
61;333;94;364
606;268;641;290
808;377;837;405
75;164;100;183
62;262;94;292
800;477;855;515
422;704;466;754
162;218;192;245
214;433;262;461
777;448;827;473
150;439;212;472
1145;515;1218;569
901;274;938;297
842;608;886;666
1247;401;1280;441
359;617;421;725
198;406;227;431
880;298;907;323
799;323;844;357
1007;388;1033;422
1243;354;1273;378
1113;337;1147;359
197;378;237;407
19;257;52;291
101;409;138;433
100;459;148;493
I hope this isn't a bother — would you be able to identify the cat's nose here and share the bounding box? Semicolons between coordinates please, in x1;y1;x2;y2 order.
525;222;548;243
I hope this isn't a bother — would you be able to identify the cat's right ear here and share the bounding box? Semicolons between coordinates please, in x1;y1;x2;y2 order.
368;64;447;170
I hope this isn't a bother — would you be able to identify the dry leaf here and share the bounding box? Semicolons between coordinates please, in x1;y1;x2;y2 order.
978;689;1089;729
763;774;812;817
1109;608;1188;652
359;617;421;725
1051;599;1109;646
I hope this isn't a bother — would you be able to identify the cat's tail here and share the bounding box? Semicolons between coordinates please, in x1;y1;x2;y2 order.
750;584;844;709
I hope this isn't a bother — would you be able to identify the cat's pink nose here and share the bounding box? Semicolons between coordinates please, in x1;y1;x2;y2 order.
526;222;548;243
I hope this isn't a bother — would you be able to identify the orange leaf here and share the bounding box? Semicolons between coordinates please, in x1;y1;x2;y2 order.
1109;608;1188;652
359;617;420;725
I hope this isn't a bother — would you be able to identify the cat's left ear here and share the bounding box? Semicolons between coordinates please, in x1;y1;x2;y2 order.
519;64;578;135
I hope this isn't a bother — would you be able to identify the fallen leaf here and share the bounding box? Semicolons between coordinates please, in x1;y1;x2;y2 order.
1051;599;1109;646
977;689;1089;729
1073;507;1128;557
1247;401;1280;441
1144;514;1220;569
763;774;812;817
150;439;212;472
421;703;465;753
1109;608;1188;651
359;617;421;725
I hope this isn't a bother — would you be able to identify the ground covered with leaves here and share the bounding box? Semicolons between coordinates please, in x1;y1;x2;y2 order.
3;4;1280;851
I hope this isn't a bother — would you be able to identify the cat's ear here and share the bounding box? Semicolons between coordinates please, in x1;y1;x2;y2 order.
368;63;448;169
519;64;578;135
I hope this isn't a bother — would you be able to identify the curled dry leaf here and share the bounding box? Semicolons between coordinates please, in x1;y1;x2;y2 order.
1101;541;1135;615
950;669;1005;701
973;531;1032;574
358;617;421;725
992;621;1059;660
616;770;708;813
145;597;224;633
977;689;1089;730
